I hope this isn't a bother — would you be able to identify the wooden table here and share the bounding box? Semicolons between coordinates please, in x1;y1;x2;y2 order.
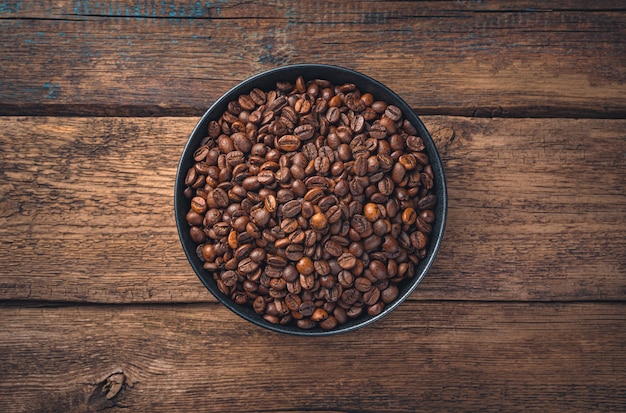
1;1;625;412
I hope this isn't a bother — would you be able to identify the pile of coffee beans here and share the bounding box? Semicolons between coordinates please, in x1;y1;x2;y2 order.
183;76;437;330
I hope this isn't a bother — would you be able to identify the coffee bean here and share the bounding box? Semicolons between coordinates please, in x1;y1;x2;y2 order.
341;288;360;306
276;135;301;152
296;256;314;276
310;212;329;233
415;216;433;235
391;162;406;184
298;301;315;317
238;257;259;274
184;76;437;330
402;208;417;225
354;156;368;176
417;194;437;211
286;244;304;261
419;209;436;224
384;105;402;121
351;215;372;237
398;154;417;170
363;203;382;222
304;187;324;203
349;177;367;195
421;172;434;189
282;199;302;218
319;315;338;330
381;285;399;304
325;106;340;124
369;260;388;280
305;175;330;189
367;301;385;317
362;286;380;306
311;308;328;322
368;123;387;139
354;277;373;292
337;252;357;270
296;318;316;329
324;240;343;257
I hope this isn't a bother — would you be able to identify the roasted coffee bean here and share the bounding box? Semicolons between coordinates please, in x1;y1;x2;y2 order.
310;308;328;322
231;132;252;153
391;162;406;184
304;187;324;203
349;177;367;195
310;212;329;232
354;277;373;292
369;123;387;139
363;203;382;222
326;205;342;224
324;240;343;257
183;76;437;330
285;293;302;311
420;209;436;224
337;252;357;270
190;196;207;214
226;150;245;166
381;285;399;304
367;301;385;317
250;208;271;227
341;288;360;306
297;318;317;329
351;215;372;238
238;257;259;274
398;154;417;170
294;123;315;141
296;256;315;276
319;315;338;330
276;135;301;152
256;170;275;186
338;270;354;288
300;271;315;290
282;199;302;218
276;188;295;204
362;286;380;306
421;172;434;189
417;194;437;211
415;217;432;235
413;151;430;166
384;105;402;121
286;244;305;261
402;208;417;225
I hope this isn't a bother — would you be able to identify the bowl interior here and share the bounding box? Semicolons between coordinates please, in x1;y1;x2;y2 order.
175;64;447;336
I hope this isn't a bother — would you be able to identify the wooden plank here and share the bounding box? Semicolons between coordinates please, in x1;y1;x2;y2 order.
0;116;624;303
0;1;624;117
0;301;624;412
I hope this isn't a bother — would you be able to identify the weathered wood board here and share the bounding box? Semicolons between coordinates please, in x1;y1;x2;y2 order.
1;116;624;303
0;1;624;117
0;301;624;412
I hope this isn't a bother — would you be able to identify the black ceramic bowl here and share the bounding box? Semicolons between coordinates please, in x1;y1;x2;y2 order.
175;64;447;336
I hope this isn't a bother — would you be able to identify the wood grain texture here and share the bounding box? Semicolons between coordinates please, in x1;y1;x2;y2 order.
0;301;624;412
1;116;624;304
0;0;624;117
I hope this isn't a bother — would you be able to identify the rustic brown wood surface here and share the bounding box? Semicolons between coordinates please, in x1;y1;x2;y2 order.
0;116;624;304
1;1;625;412
1;302;624;412
0;0;625;117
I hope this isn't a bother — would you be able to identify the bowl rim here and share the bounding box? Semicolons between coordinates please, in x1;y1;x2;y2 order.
175;63;447;336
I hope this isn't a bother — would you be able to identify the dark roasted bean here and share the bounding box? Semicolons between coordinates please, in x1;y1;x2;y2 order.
183;76;437;330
